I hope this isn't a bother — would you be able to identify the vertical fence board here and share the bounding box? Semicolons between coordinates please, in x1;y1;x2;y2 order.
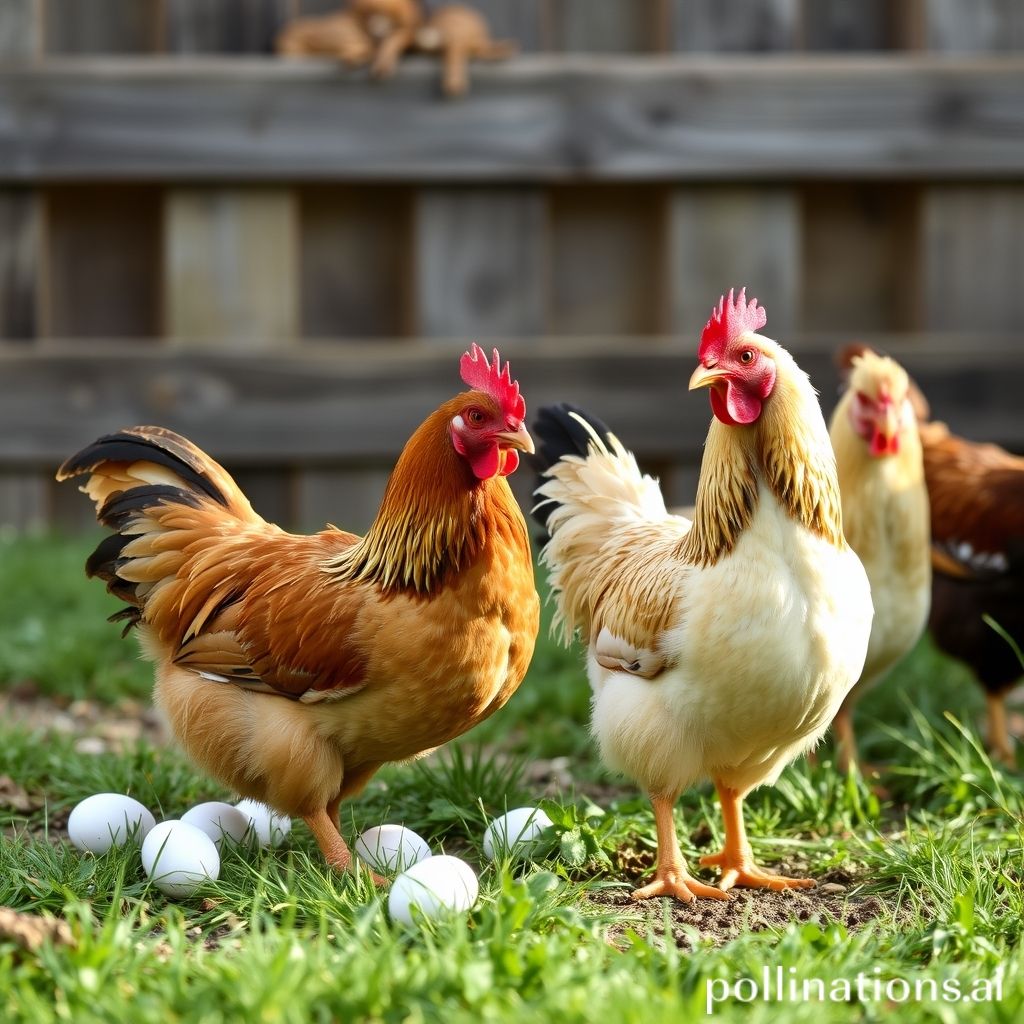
549;186;664;335
165;188;298;347
165;0;291;54
468;0;545;52
0;0;40;58
0;473;48;531
300;186;412;339
544;0;662;53
921;186;1024;332
415;188;546;339
230;467;296;526
44;0;162;53
0;191;38;340
669;0;799;52
297;465;392;534
920;0;1024;52
46;186;162;339
800;0;899;51
668;187;800;339
802;184;919;334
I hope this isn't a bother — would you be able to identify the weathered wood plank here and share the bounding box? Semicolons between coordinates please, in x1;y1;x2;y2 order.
165;0;291;54
469;0;544;53
668;187;800;339
44;185;161;338
802;183;919;333
0;0;40;59
800;0;901;51
549;185;665;334
296;465;392;533
0;190;38;340
300;185;412;339
414;189;546;338
43;0;162;54
230;466;295;525
920;0;1024;53
164;188;298;346
669;0;798;52
4;57;1024;181
0;472;48;530
545;0;662;53
921;185;1024;332
1;338;1022;468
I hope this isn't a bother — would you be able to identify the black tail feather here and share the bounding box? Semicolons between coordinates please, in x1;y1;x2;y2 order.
58;428;227;506
530;403;615;530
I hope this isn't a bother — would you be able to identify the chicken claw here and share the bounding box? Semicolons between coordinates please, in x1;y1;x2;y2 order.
698;850;814;892
631;795;730;903
702;780;815;891
632;868;730;903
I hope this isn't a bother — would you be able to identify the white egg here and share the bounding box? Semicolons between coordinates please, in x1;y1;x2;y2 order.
141;820;220;898
354;825;432;874
388;855;479;926
234;799;291;847
67;793;156;854
182;802;251;847
482;807;553;860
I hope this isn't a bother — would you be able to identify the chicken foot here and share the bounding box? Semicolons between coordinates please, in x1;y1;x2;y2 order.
632;795;730;903
304;807;386;886
700;781;815;891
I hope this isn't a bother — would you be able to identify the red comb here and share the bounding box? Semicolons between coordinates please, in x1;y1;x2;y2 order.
698;288;767;363
460;344;526;423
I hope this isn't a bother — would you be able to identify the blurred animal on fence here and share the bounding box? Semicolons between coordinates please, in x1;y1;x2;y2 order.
58;346;540;878
276;9;374;66
828;349;931;773
350;0;424;78
415;5;517;96
533;289;872;902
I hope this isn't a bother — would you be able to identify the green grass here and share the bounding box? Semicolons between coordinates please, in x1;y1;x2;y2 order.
1;536;1022;1023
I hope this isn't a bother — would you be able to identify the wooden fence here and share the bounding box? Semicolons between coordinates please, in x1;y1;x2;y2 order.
0;0;1022;532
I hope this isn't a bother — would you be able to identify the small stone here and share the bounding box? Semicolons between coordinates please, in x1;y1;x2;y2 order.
820;882;847;895
73;737;107;756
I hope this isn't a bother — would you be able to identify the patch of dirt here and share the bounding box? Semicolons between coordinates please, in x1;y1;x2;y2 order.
0;683;167;754
592;863;901;949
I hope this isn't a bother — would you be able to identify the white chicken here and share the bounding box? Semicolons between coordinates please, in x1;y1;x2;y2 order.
533;289;873;901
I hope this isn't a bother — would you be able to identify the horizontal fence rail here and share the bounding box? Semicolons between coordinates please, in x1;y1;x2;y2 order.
3;57;1024;181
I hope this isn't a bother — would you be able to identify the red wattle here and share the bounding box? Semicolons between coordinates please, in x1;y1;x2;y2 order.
468;445;501;480
710;382;762;426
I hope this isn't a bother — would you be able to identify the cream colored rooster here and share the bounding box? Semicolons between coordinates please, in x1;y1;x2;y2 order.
828;350;931;773
533;289;872;901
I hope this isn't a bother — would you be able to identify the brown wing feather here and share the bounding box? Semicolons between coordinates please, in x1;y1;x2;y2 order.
920;421;1024;556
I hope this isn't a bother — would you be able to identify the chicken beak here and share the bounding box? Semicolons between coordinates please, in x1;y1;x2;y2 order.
496;423;535;455
688;364;727;391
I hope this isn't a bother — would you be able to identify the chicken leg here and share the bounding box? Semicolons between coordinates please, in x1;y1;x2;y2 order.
699;782;815;891
304;806;386;886
832;705;858;775
632;795;730;903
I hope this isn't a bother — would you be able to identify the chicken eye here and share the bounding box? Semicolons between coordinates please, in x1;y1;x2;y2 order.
740;350;754;365
466;408;486;427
